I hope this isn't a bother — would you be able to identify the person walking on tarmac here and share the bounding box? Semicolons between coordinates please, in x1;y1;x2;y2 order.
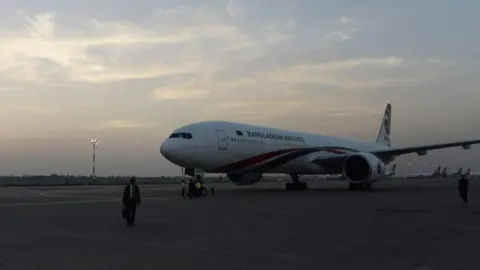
181;177;186;198
458;174;469;204
188;178;195;199
122;176;141;227
211;176;220;196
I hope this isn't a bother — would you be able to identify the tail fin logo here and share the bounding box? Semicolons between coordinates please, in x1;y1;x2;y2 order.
376;103;392;147
384;104;391;135
384;119;390;135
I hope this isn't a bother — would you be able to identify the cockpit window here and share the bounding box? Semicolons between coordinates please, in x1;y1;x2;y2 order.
169;132;193;139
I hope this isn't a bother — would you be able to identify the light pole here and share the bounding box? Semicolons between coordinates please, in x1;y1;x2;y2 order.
91;139;98;184
408;162;411;176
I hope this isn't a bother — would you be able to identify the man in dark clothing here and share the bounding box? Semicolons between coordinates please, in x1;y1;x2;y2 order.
122;176;141;226
181;178;186;198
458;174;469;204
188;178;195;199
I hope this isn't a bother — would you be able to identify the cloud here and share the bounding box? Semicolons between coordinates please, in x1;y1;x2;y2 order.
259;57;408;89
204;100;309;122
149;53;437;115
226;0;242;18
14;106;58;115
99;120;157;129
0;12;197;85
338;16;355;25
325;16;363;42
0;7;447;127
152;86;211;101
0;7;295;86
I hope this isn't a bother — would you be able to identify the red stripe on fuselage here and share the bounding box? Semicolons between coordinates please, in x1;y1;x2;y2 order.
210;148;302;172
209;146;355;173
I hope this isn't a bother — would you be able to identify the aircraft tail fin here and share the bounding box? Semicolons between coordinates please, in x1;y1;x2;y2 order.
376;103;392;147
464;168;471;177
433;165;441;176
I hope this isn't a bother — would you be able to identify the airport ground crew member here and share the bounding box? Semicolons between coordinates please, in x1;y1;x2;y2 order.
122;176;141;227
195;180;202;197
211;176;219;196
458;174;469;204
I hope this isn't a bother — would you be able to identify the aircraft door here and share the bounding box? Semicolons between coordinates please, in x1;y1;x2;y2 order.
215;130;228;150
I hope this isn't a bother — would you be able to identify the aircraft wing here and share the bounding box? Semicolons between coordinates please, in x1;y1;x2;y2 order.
310;139;480;174
373;139;480;158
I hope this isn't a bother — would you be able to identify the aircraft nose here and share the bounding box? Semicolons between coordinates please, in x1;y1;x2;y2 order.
159;140;171;158
159;137;192;166
160;139;185;162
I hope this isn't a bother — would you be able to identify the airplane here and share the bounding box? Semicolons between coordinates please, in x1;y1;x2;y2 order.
463;168;480;178
445;167;463;178
159;103;480;190
405;165;441;179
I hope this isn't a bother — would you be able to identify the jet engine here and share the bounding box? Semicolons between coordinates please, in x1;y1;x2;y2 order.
342;152;386;184
227;172;263;185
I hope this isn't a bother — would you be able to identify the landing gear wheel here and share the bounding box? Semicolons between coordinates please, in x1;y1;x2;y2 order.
349;182;372;190
285;182;308;190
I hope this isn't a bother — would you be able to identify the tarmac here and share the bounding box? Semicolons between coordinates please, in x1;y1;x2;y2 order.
0;178;479;270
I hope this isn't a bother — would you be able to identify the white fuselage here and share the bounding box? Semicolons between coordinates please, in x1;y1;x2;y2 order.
160;121;392;175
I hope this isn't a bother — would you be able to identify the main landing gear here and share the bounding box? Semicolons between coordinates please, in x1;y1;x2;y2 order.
285;174;308;190
349;182;372;190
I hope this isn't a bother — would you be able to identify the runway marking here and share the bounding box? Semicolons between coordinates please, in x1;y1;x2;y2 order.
0;196;181;208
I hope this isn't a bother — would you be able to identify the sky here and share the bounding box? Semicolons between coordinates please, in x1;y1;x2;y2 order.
0;0;479;176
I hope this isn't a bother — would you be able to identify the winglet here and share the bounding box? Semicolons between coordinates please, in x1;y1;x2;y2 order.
376;103;392;147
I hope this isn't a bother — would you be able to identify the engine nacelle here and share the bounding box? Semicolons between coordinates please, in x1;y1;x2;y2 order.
227;173;263;185
342;152;387;184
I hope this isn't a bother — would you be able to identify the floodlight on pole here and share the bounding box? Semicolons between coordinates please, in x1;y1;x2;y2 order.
91;139;98;184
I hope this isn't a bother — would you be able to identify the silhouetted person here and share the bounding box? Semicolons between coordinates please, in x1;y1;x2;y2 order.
458;174;469;204
123;176;141;226
195;179;202;197
211;176;220;197
181;178;186;198
188;178;195;199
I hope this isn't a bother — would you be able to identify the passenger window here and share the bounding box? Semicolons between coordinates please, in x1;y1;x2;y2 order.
186;133;192;139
